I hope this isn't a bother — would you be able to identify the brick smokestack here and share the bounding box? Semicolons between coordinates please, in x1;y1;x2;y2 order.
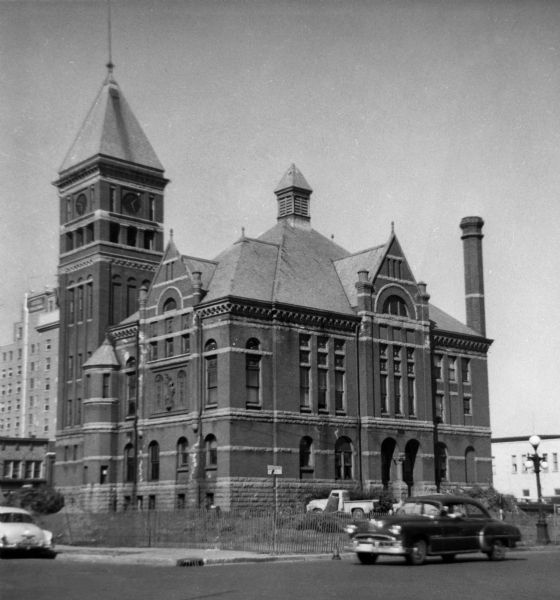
460;216;486;337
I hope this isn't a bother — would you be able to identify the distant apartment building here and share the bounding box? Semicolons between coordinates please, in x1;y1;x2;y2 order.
0;288;59;440
492;435;560;501
0;436;55;499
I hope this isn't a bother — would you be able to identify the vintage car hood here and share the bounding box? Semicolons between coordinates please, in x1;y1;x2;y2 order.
354;514;430;533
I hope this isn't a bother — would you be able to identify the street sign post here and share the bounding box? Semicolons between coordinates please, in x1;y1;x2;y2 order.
267;465;282;553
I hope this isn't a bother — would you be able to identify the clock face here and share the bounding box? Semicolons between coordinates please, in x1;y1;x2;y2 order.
75;194;87;216
122;193;140;214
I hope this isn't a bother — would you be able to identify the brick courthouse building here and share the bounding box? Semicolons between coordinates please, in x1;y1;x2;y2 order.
55;68;493;511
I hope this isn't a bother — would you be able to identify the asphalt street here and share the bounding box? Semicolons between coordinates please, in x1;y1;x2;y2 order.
1;549;559;600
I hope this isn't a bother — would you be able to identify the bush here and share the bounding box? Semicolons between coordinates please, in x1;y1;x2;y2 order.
17;486;65;515
294;512;346;533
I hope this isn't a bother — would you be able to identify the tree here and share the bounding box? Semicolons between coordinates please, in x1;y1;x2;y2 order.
18;486;65;515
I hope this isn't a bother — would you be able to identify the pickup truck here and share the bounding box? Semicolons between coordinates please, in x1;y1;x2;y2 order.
306;489;378;517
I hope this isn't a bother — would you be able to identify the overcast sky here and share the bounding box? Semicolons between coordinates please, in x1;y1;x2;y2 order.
1;0;559;438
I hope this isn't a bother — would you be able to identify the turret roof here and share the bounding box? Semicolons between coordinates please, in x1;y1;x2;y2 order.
59;71;164;174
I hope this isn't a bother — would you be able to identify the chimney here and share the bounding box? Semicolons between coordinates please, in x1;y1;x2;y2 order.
460;216;486;337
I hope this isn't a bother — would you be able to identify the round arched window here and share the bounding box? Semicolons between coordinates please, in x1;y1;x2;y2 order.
382;295;409;317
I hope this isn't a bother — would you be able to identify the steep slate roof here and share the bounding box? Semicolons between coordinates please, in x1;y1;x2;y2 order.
334;244;387;308
203;221;353;314
429;303;480;337
181;255;217;291
83;337;120;368
59;71;164;174
274;163;312;193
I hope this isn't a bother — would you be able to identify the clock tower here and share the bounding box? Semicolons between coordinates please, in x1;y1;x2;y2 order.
54;66;167;483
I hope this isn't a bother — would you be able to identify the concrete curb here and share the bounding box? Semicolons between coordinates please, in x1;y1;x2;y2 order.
52;544;559;567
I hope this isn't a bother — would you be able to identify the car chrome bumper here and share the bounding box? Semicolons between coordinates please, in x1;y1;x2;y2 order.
352;538;406;555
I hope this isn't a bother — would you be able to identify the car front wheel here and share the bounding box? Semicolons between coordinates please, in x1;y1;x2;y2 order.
357;552;378;564
486;540;506;561
406;539;427;566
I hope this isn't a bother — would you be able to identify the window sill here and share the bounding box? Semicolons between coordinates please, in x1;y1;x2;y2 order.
205;404;218;410
300;406;312;413
335;410;346;416
246;403;262;410
318;409;329;415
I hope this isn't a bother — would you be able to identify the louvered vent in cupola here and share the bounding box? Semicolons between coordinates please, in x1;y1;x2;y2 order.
274;164;313;222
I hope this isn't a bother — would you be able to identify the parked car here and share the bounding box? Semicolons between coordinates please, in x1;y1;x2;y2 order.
346;494;521;566
306;489;378;517
0;506;55;557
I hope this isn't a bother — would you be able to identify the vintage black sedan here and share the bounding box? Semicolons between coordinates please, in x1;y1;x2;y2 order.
346;495;521;565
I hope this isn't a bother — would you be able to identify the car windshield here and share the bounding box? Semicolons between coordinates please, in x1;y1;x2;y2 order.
0;512;34;523
397;501;440;517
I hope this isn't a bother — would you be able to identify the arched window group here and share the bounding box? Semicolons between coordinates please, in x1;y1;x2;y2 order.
123;437;195;483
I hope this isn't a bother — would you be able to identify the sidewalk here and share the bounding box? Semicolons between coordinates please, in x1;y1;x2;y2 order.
53;542;558;567
54;544;349;567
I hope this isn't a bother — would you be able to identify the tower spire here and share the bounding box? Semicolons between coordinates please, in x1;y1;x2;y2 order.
106;0;114;79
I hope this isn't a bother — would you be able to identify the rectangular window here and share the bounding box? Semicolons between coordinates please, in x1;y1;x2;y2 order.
77;286;84;321
461;357;470;383
299;336;311;410
33;461;42;479
75;398;82;424
102;374;110;398
394;376;402;414
380;375;388;413
335;371;345;412
246;355;260;406
165;337;174;358
206;357;217;406
521;454;528;473
11;460;20;479
553;453;558;472
407;377;415;416
181;334;190;355
24;461;33;479
127;373;136;416
463;396;472;416
165;317;173;334
300;366;310;409
511;455;517;474
149;342;158;361
448;357;456;382
434;355;443;380
68;355;74;379
66;399;73;427
318;369;328;411
335;340;345;413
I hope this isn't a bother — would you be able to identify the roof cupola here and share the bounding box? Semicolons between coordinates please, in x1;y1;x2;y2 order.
274;164;313;223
